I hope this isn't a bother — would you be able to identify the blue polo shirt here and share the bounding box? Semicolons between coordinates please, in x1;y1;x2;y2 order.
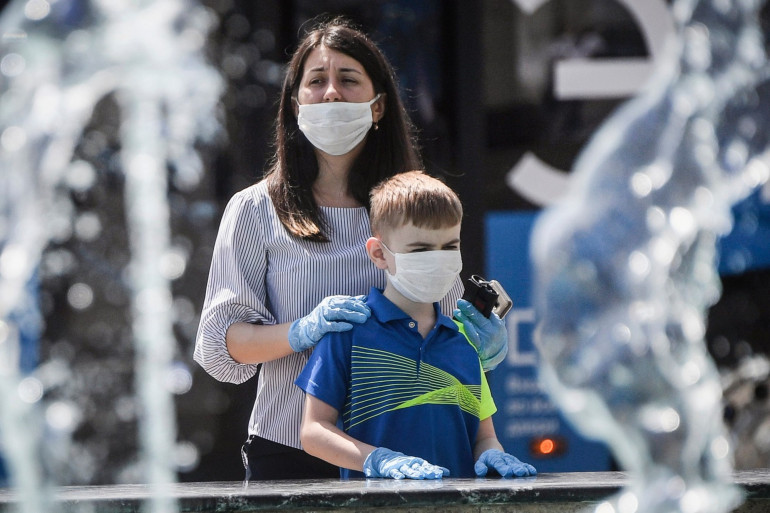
295;287;497;478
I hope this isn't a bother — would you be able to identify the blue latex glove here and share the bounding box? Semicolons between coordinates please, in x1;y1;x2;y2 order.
454;299;508;371
474;449;537;478
363;447;450;480
288;295;370;352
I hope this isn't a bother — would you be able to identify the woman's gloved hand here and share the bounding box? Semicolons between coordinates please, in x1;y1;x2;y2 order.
474;449;537;478
453;299;508;371
288;295;370;352
363;447;450;480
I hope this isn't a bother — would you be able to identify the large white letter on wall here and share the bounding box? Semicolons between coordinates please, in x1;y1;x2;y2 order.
506;0;675;206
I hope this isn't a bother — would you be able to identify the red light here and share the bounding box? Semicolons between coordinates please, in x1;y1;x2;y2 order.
529;435;567;458
539;438;555;454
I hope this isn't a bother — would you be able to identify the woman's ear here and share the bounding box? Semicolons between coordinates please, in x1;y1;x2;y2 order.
372;93;386;123
365;237;389;270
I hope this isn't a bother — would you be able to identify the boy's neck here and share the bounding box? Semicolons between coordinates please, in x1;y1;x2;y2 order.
382;283;437;337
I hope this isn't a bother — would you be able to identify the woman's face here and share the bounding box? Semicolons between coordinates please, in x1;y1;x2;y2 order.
296;45;377;105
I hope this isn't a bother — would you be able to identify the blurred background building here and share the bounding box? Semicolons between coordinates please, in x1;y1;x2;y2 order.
1;0;768;484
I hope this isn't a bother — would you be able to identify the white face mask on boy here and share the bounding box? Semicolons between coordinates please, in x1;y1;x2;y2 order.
296;94;381;155
379;240;462;304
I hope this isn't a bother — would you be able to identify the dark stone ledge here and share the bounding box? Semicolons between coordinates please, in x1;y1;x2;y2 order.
1;470;769;512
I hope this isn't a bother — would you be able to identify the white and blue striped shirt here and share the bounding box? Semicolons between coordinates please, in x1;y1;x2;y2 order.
194;179;461;449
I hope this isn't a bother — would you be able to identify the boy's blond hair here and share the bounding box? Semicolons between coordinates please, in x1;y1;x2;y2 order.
369;171;463;236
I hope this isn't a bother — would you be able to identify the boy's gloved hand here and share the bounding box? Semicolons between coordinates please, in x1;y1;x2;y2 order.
363;447;450;480
474;449;537;478
454;299;508;371
288;295;370;352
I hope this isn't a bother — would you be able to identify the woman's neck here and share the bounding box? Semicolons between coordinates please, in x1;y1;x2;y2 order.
313;151;362;207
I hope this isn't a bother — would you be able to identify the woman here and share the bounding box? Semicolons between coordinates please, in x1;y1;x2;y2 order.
194;16;507;481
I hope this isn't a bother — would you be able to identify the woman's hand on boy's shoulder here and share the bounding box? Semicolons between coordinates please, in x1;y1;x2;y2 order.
288;295;371;352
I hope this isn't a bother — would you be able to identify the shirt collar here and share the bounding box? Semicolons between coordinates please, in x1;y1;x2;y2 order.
367;287;459;332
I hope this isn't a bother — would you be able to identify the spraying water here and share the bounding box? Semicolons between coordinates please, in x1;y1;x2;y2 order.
531;0;770;512
0;0;223;511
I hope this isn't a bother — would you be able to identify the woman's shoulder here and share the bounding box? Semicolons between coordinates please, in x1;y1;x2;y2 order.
233;178;269;199
217;180;277;232
227;179;272;210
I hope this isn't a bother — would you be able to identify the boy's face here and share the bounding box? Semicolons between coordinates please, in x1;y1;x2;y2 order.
367;222;461;276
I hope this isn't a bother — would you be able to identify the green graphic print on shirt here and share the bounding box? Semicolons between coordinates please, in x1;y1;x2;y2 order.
342;345;482;430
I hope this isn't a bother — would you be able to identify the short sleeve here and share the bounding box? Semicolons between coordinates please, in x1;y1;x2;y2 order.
295;331;352;411
479;367;497;420
452;318;498;420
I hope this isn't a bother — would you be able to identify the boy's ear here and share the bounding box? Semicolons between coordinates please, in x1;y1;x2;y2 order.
366;237;389;270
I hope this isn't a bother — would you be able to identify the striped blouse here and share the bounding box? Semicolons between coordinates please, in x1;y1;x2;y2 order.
194;180;462;449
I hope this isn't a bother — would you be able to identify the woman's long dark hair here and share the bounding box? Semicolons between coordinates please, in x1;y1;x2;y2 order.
265;16;422;242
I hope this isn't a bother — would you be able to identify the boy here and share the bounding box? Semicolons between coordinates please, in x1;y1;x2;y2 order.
294;171;537;479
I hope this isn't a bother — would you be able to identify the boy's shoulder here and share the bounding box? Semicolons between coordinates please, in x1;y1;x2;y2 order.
342;313;382;342
314;313;379;353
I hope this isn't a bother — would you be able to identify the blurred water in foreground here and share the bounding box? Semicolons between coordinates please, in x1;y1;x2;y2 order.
0;0;223;511
3;0;770;512
532;0;770;512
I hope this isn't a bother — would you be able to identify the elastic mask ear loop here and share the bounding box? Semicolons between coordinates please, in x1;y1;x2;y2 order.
378;239;394;256
377;239;397;276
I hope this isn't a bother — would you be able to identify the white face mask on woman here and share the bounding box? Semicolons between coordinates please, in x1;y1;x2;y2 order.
296;94;381;155
379;240;462;304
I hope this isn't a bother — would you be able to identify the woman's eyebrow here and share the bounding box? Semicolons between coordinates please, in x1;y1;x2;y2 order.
307;66;362;74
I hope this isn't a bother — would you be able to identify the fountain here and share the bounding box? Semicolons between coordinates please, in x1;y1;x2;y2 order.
0;0;223;511
3;0;770;512
531;0;770;511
